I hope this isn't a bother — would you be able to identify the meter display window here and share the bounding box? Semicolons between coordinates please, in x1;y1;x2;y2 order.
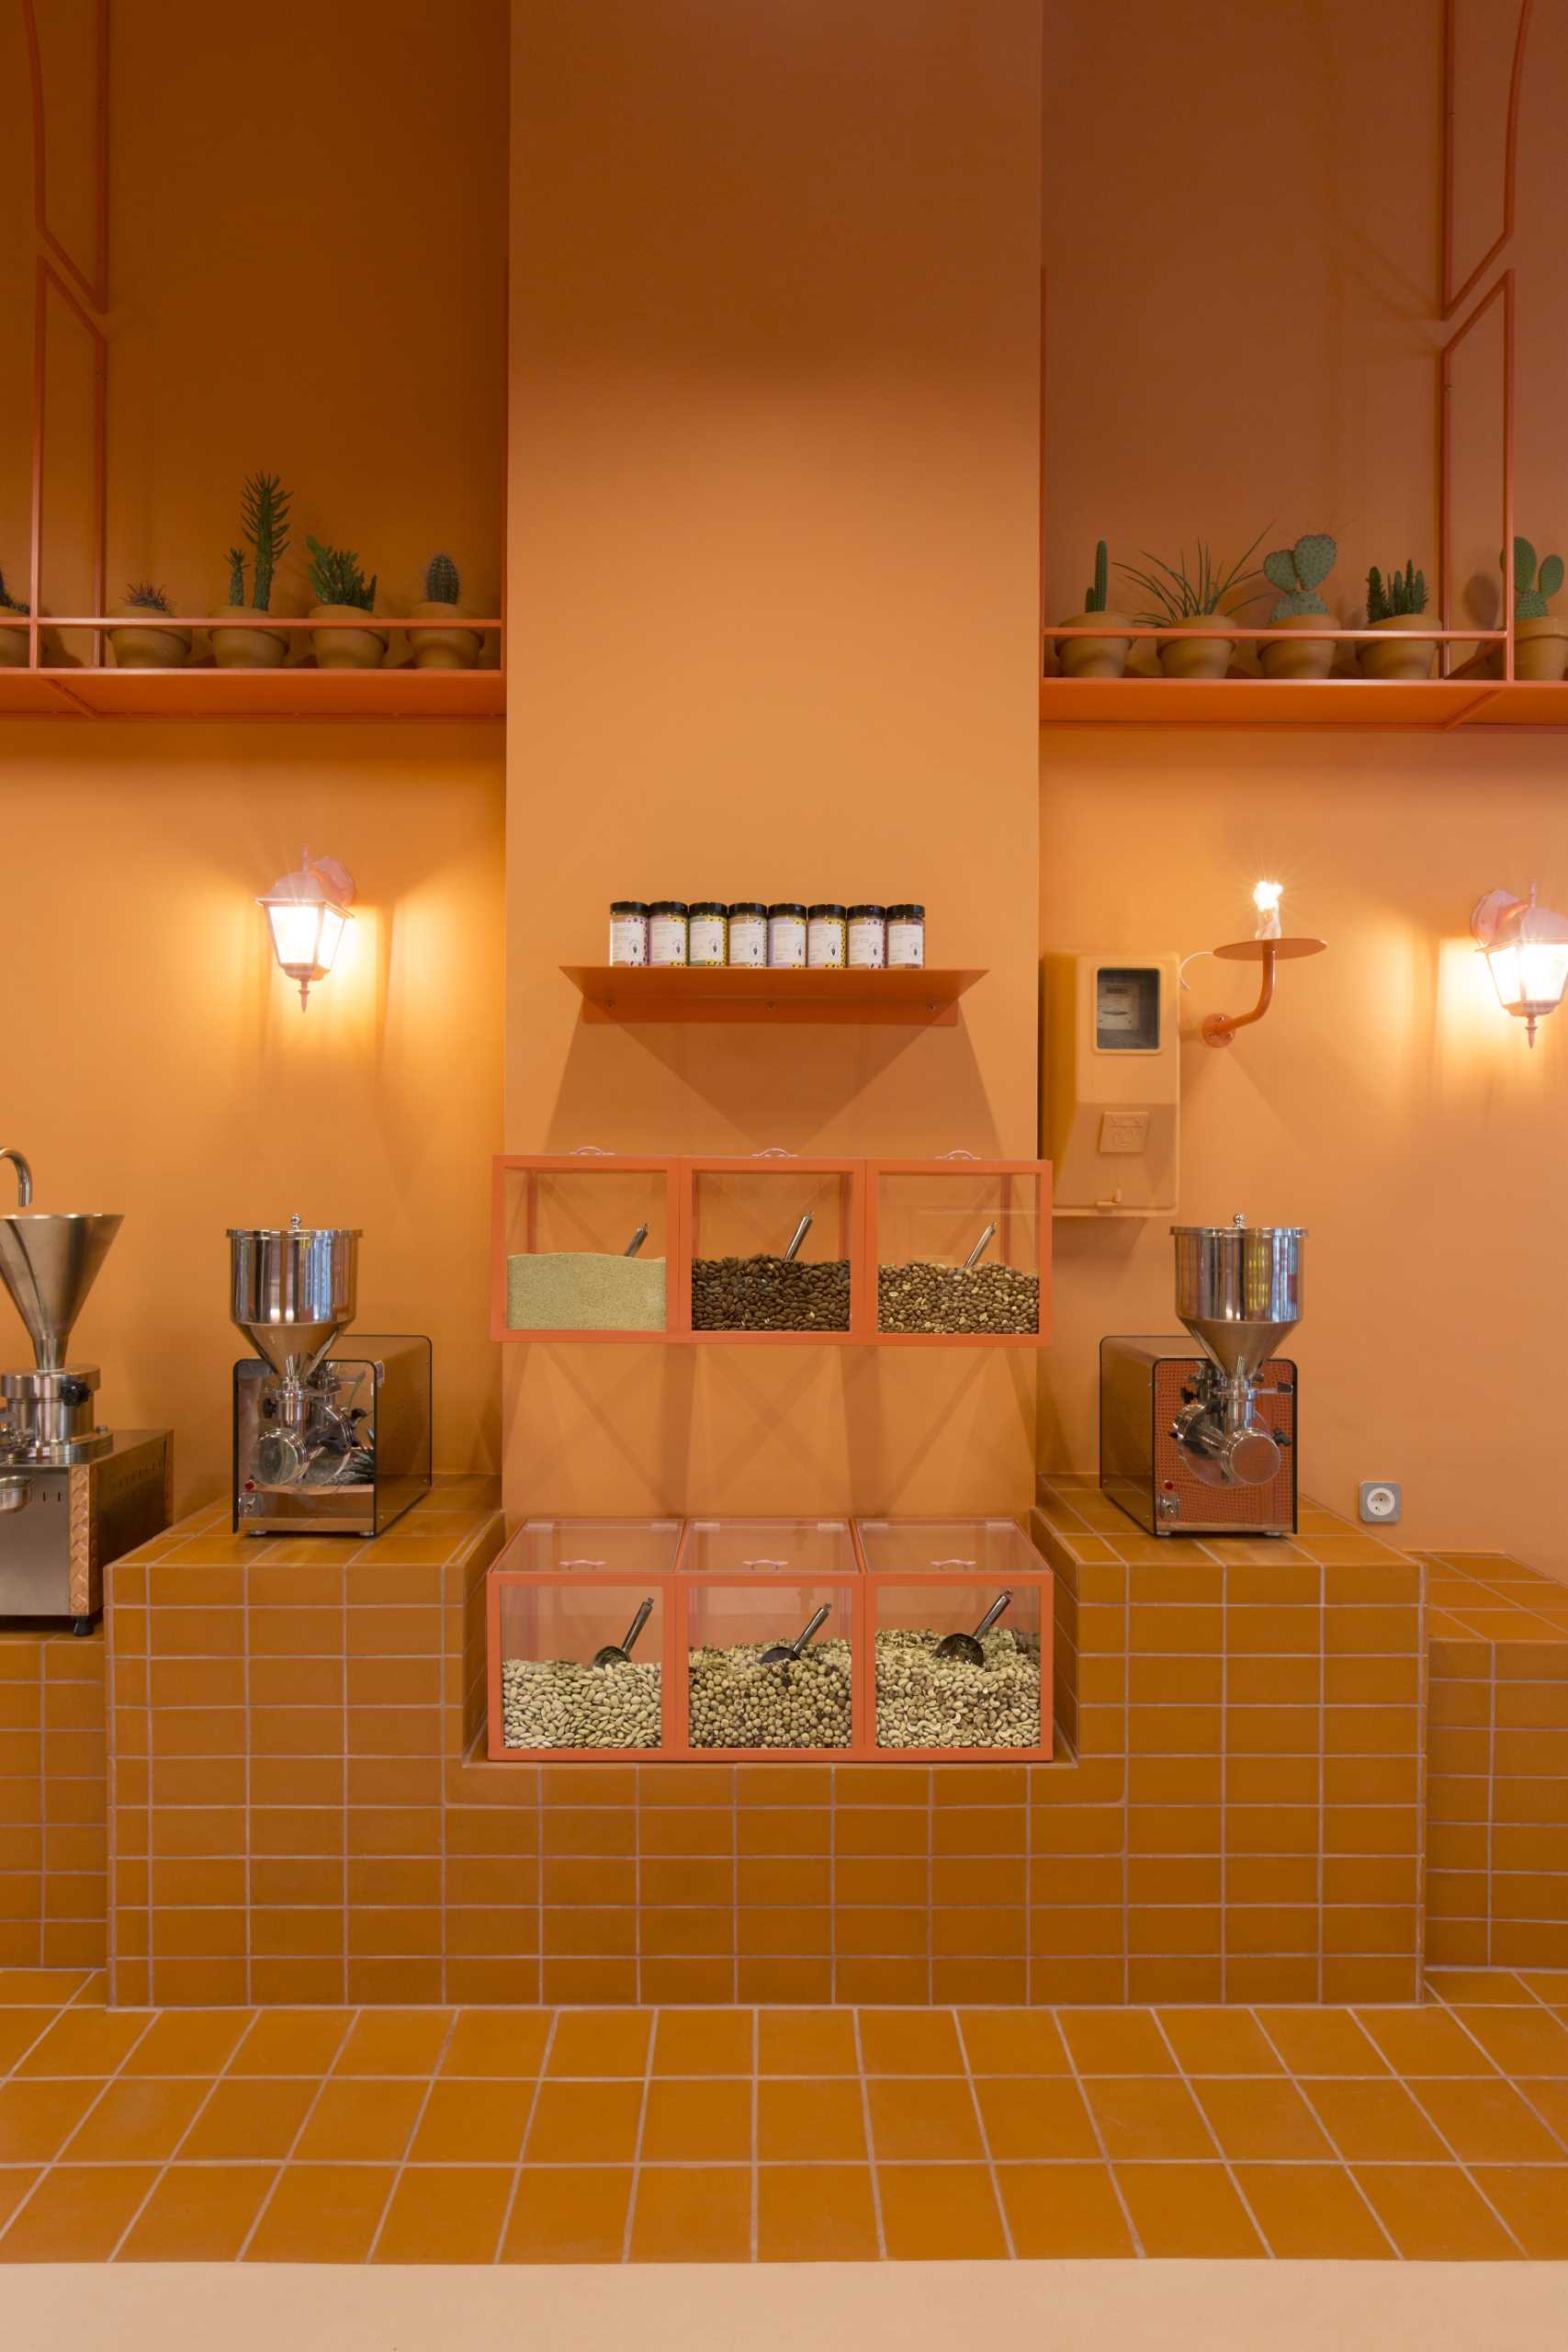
1095;967;1160;1052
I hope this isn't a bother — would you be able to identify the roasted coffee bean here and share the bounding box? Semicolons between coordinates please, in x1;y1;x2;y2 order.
501;1655;661;1749
687;1638;853;1747
692;1255;852;1332
876;1261;1040;1336
874;1625;1042;1749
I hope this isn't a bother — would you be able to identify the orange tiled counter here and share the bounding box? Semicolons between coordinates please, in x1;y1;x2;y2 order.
1425;1552;1568;1971
0;1629;107;1972
100;1474;1437;2007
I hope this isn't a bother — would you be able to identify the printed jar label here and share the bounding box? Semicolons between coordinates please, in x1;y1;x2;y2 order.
649;916;689;967
689;916;728;967
847;920;885;968
608;915;648;967
886;921;924;969
769;918;807;967
807;920;846;968
728;917;767;967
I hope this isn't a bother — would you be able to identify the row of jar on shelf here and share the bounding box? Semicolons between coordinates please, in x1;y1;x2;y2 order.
493;1154;1050;1342
488;1515;1053;1762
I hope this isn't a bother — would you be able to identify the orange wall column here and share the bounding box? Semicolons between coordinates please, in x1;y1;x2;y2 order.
503;3;1044;1515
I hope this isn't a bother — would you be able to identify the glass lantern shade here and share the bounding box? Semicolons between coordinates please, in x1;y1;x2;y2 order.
259;854;355;1009
1482;894;1568;1046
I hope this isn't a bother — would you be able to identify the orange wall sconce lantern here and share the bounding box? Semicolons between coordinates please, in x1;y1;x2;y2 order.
1472;884;1568;1047
258;849;355;1010
1199;880;1326;1048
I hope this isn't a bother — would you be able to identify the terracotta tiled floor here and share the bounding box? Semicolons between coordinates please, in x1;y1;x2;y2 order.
2;1966;1568;2261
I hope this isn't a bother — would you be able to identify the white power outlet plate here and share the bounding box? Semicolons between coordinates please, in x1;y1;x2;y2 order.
1359;1481;1402;1525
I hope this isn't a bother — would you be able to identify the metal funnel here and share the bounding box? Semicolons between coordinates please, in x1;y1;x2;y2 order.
0;1214;123;1371
1172;1214;1305;1388
228;1218;360;1386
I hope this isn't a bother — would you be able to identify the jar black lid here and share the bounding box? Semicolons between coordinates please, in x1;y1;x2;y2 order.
610;900;649;915
808;902;847;919
886;903;926;921
847;903;886;920
768;901;807;918
649;900;689;917
689;901;728;918
728;901;767;918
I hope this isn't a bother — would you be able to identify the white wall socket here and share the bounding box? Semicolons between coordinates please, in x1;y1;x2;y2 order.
1359;1481;1402;1525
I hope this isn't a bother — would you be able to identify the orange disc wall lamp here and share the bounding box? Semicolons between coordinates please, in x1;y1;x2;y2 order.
1472;884;1568;1046
1200;882;1326;1049
258;850;355;1011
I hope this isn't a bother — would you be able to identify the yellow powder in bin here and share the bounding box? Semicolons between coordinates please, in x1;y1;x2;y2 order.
506;1251;666;1331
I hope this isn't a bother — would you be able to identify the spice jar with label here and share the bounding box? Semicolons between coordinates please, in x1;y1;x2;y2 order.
847;904;886;969
608;900;649;967
688;902;728;967
886;903;926;969
649;901;690;967
807;903;848;968
768;901;807;967
728;903;767;967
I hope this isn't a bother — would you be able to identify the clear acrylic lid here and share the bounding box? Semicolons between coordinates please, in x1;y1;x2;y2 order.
854;1517;1046;1575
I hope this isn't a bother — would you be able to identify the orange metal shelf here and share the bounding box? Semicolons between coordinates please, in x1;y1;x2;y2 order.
0;666;504;721
562;964;985;1026
1037;675;1540;730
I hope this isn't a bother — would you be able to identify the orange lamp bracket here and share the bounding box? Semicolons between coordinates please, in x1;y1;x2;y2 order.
1200;937;1326;1049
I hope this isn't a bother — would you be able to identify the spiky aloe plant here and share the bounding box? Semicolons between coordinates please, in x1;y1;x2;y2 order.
305;536;377;612
0;565;28;616
1503;537;1564;620
1082;539;1109;614
423;552;460;605
1367;561;1426;622
1118;530;1269;624
1263;532;1337;620
123;582;172;613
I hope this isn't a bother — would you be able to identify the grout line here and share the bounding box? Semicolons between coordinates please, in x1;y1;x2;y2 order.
0;2000;163;2253
617;2001;656;2261
233;2005;365;2259
1438;2003;1568;2163
105;2002;267;2259
1147;2007;1269;2256
850;2008;886;2260
749;2006;759;2262
362;2005;461;2263
492;2006;560;2262
953;2001;1013;2256
1247;2007;1402;2257
1055;2013;1145;2256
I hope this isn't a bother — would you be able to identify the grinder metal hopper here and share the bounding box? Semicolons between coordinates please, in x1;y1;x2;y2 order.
228;1216;361;1403
0;1212;123;1372
1170;1213;1304;1486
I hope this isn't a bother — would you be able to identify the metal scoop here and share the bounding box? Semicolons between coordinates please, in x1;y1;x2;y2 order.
761;1602;831;1667
592;1598;653;1668
963;1221;998;1271
935;1589;1012;1668
624;1225;649;1258
783;1212;814;1263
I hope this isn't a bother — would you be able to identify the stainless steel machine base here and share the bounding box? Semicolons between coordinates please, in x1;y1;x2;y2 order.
0;1429;173;1625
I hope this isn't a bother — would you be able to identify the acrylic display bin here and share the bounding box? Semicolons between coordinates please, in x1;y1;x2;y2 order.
491;1155;683;1340
856;1517;1055;1759
485;1518;683;1759
676;1518;863;1754
867;1159;1051;1345
682;1157;866;1342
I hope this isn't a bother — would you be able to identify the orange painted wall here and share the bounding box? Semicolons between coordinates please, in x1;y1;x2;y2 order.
1039;0;1568;1572
503;1;1043;1516
0;5;509;1514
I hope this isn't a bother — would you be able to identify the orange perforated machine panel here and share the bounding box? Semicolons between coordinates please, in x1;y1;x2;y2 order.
1100;1335;1297;1538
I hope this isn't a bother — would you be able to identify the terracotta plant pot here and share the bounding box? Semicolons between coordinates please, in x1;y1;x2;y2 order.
1359;613;1436;681
109;608;193;670
1260;613;1335;681
310;603;389;671
1158;619;1235;681
1054;609;1134;681
1503;616;1568;683
407;600;482;673
0;617;28;670
211;621;290;671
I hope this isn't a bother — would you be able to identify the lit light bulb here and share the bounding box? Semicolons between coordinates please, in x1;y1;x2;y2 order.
1253;880;1283;941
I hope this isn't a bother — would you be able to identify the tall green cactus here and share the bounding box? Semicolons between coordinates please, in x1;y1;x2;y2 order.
1504;536;1564;620
423;552;461;605
0;565;28;616
227;548;246;608
1263;531;1337;620
1367;560;1427;623
242;471;291;614
1083;539;1108;614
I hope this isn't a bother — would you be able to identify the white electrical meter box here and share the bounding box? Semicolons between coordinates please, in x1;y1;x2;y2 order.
1043;954;1179;1216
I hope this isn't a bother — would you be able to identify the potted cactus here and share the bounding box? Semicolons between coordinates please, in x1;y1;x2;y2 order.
0;567;28;670
1498;537;1567;682
213;471;293;671
1259;532;1337;680
109;582;192;670
1054;540;1134;681
1119;533;1268;680
408;552;481;673
306;535;386;671
1360;560;1434;680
